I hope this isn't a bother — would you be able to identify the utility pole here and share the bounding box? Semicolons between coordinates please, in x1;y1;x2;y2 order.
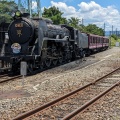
28;0;32;18
37;0;42;17
116;28;118;40
18;0;21;10
109;31;112;48
82;18;84;25
116;28;117;36
104;23;105;36
17;0;42;18
112;25;113;35
28;0;42;18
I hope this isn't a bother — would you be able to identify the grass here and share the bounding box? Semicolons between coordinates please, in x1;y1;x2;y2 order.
109;37;120;47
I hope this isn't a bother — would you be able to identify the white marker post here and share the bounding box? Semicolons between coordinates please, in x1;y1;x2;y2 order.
20;61;27;88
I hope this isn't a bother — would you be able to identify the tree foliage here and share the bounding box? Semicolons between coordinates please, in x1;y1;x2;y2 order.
111;34;117;40
82;24;104;36
68;17;80;28
42;6;67;24
0;1;18;23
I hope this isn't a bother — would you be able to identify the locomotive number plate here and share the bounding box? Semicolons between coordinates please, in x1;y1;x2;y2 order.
15;23;23;27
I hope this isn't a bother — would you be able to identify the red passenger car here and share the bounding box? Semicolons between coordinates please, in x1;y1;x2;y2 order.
87;34;109;52
102;36;109;50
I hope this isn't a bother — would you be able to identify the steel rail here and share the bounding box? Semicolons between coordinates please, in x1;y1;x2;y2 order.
0;75;21;83
12;67;120;120
62;80;120;120
0;74;8;78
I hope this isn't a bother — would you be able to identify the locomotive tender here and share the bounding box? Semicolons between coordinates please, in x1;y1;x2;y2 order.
0;10;109;73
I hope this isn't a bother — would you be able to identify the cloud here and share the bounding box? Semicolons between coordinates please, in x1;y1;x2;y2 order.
78;1;120;30
78;1;101;12
32;1;37;9
51;1;79;18
47;1;120;31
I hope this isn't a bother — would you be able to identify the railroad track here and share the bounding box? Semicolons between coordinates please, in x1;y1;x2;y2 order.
0;74;8;78
13;67;120;120
0;75;21;83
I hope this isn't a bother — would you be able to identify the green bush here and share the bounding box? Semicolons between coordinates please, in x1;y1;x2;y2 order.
111;34;117;40
110;37;120;46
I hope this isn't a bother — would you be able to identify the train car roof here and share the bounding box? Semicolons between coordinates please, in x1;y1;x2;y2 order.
102;36;109;38
87;33;104;37
87;34;109;39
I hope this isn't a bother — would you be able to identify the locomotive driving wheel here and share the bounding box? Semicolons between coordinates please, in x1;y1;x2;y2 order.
58;57;63;64
45;58;51;68
27;62;34;73
52;59;58;66
67;51;72;62
39;62;44;70
58;51;63;64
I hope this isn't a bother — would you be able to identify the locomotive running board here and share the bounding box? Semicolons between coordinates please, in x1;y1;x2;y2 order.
43;37;68;41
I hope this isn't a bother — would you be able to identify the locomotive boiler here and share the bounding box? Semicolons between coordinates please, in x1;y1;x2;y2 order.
0;11;80;73
0;10;109;74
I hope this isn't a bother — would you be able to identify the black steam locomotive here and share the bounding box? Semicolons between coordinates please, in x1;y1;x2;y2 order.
0;10;109;73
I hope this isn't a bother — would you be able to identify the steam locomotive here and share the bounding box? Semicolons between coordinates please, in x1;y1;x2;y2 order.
0;10;109;73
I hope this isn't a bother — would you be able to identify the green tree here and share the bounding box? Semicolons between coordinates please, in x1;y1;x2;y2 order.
68;17;81;28
82;24;104;36
42;6;67;24
111;34;117;40
0;1;18;23
78;24;86;32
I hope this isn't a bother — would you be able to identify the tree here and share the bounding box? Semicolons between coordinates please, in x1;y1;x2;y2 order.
82;24;104;36
68;17;80;28
111;34;117;40
42;6;67;24
0;1;18;23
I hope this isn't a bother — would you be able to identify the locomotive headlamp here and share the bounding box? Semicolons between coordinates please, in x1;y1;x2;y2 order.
13;10;22;19
15;10;21;17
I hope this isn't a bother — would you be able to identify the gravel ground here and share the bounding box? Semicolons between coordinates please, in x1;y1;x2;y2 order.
73;86;120;120
0;47;120;119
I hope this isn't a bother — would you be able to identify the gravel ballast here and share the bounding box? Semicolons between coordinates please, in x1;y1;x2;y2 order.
0;47;120;119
